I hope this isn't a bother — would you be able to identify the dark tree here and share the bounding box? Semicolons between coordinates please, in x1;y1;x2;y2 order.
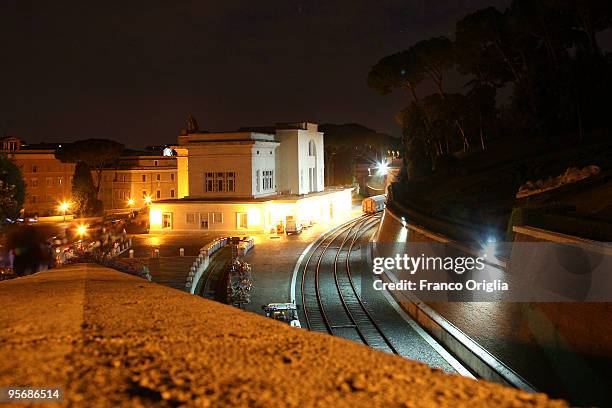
56;139;124;196
71;161;102;216
0;156;25;225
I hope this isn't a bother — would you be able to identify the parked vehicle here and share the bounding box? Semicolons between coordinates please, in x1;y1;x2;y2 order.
285;219;302;235
362;194;386;214
262;303;301;328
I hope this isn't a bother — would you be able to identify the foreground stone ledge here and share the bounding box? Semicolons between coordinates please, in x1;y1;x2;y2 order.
0;265;566;407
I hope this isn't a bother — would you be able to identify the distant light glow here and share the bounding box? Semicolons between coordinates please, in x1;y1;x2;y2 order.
58;201;71;213
150;208;163;225
376;161;389;176
481;236;497;260
77;224;87;237
127;198;135;206
144;195;152;205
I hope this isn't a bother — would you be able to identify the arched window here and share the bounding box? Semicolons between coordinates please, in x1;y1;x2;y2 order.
308;140;316;156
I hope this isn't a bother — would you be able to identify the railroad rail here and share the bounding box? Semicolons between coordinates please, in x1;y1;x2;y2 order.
299;214;400;355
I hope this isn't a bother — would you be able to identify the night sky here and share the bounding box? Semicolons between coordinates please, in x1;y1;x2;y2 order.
1;0;512;147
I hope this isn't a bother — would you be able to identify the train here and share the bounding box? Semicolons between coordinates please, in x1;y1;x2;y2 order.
362;194;386;214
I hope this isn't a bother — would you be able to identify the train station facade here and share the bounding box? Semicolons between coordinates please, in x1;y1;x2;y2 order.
149;122;353;232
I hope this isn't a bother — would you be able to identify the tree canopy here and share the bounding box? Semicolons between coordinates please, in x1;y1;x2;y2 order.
0;156;25;224
71;161;102;216
55;139;124;195
368;0;612;178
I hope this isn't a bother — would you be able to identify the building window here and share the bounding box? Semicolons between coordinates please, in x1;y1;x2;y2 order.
226;172;235;192
31;179;38;188
170;189;175;198
58;177;63;185
170;173;175;181
142;174;146;182
186;213;197;224
237;212;247;229
156;173;161;181
46;177;53;187
142;190;147;199
31;195;37;203
205;172;215;192
154;160;159;166
256;170;260;193
216;172;224;192
211;212;223;223
205;172;236;193
162;212;172;229
156;190;161;199
263;170;273;190
200;213;209;229
32;165;37;173
308;140;316;156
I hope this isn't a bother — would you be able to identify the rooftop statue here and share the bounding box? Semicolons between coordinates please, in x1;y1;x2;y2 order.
187;113;199;133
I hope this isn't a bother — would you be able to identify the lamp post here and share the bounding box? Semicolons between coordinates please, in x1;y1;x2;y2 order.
59;201;71;222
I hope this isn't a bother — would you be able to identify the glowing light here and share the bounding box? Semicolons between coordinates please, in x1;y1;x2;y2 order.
58;201;71;213
150;208;163;225
148;236;162;246
127;198;135;206
77;224;87;237
144;195;152;205
376;161;389;176
247;208;262;226
481;236;497;260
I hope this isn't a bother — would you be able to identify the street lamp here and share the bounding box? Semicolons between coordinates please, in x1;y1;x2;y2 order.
144;195;152;205
127;198;135;207
58;201;71;222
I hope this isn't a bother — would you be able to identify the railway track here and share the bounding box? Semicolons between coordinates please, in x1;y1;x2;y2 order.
299;214;400;355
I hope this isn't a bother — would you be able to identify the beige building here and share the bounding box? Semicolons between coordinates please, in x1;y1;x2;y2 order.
150;122;352;233
98;153;178;212
1;138;75;216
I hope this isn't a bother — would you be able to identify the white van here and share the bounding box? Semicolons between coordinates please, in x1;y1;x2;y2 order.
285;219;302;235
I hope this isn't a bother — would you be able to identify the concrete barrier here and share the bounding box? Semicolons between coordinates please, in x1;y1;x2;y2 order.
376;206;534;391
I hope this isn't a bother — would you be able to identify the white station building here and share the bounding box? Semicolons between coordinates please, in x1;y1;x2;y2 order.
149;122;352;232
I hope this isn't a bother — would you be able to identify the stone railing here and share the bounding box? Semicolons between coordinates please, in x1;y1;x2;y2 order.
185;237;256;294
185;237;229;294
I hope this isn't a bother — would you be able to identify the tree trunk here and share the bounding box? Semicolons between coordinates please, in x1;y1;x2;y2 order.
479;113;486;150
